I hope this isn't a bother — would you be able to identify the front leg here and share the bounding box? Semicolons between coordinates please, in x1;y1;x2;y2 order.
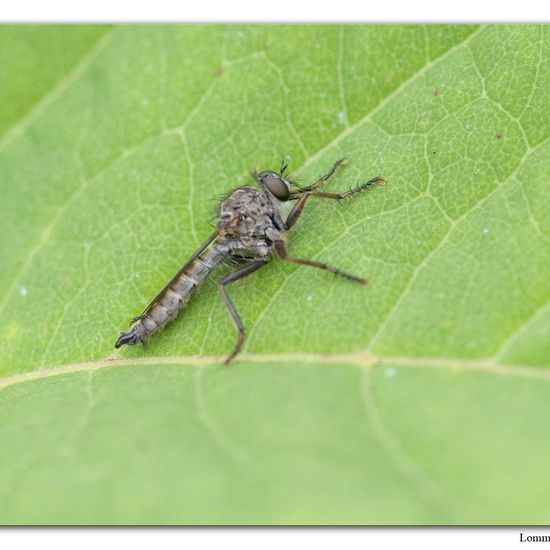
298;158;348;192
286;175;384;229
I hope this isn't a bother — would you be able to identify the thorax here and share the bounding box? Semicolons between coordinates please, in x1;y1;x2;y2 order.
217;185;287;256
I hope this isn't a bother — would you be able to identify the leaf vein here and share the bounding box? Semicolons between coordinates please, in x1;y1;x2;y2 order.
492;298;550;361
367;133;550;352
360;365;449;513
194;366;249;466
0;27;117;156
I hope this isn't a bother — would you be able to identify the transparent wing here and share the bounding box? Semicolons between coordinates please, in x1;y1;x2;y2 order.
131;230;219;324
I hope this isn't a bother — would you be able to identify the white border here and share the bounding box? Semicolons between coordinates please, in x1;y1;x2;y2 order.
1;527;548;550
1;10;548;549
0;0;549;22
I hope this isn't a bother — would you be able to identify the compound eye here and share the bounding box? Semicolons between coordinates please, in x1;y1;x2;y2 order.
262;173;290;201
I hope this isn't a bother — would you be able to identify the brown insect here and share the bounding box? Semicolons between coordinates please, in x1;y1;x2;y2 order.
115;159;384;366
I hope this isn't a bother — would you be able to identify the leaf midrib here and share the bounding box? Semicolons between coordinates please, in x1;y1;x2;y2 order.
1;351;549;392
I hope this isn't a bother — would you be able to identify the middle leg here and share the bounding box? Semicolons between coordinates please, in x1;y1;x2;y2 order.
218;258;269;367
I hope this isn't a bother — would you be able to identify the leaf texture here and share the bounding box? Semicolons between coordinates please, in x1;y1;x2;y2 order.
0;24;549;524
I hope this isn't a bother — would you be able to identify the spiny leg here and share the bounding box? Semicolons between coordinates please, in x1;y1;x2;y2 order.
218;258;269;367
298;158;348;193
274;241;368;286
286;175;384;228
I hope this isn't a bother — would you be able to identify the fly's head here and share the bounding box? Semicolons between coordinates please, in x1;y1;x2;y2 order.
253;160;301;202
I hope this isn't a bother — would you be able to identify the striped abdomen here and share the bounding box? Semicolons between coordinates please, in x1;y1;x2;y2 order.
115;244;226;348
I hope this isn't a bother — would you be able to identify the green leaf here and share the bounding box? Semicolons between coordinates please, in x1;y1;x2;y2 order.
1;24;549;524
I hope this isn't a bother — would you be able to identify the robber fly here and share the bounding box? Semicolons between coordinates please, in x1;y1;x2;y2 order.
115;158;384;366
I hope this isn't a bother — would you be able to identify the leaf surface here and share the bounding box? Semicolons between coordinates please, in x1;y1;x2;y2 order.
0;24;549;524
